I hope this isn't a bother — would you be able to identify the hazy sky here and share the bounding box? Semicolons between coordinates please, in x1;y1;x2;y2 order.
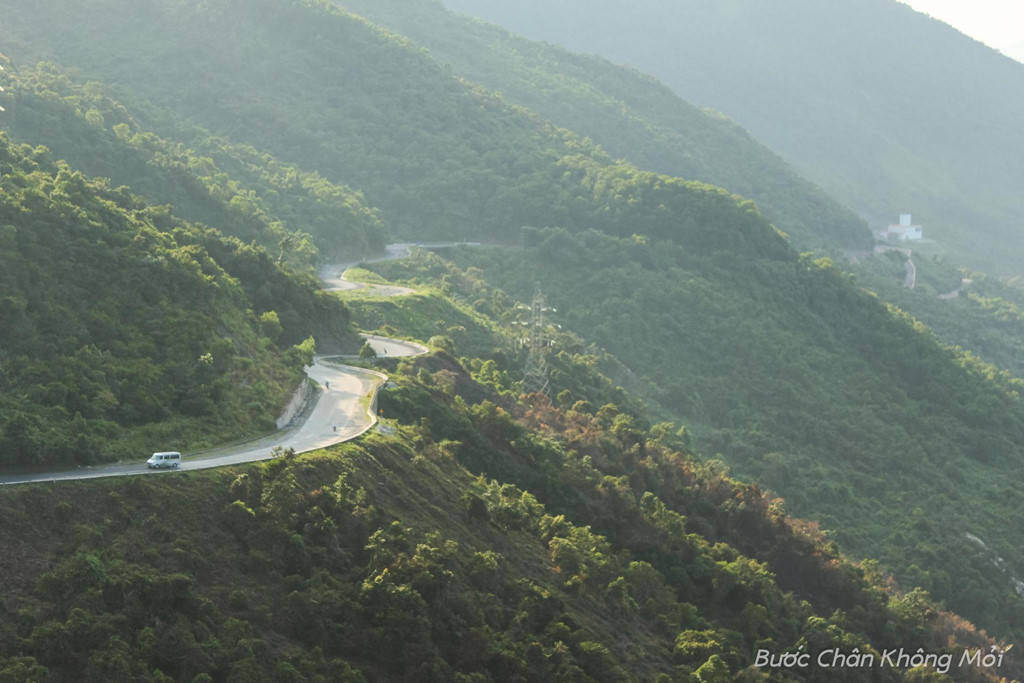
899;0;1024;51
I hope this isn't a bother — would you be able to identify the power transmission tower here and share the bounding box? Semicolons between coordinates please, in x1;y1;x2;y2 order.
514;284;558;395
0;60;7;113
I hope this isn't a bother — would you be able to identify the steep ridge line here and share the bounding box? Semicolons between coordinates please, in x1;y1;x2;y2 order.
0;248;429;486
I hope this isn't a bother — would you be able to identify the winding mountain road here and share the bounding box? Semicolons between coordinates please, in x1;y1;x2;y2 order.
319;243;417;296
0;250;430;486
319;241;478;296
873;245;915;289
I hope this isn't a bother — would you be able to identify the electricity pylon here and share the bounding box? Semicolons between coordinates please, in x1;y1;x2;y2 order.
513;284;559;395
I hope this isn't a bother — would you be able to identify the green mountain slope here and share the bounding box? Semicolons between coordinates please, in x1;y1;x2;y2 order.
335;0;870;251
0;0;785;253
852;252;1024;381
0;61;387;261
363;238;1024;642
0;347;1012;681
4;0;1024;660
443;0;1024;275
0;133;354;467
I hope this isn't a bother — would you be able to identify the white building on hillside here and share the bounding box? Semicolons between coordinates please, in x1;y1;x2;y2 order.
885;213;923;241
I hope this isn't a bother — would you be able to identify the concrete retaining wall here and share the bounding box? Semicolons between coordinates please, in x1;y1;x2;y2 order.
276;377;311;429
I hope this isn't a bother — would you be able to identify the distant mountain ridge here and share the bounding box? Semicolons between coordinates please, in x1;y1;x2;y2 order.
443;0;1024;275
0;0;786;256
337;0;871;250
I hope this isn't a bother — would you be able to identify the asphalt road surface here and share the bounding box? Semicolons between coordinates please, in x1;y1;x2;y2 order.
319;241;479;296
0;339;422;486
0;248;431;486
319;243;417;296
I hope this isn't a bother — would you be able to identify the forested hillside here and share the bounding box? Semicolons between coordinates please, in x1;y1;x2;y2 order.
0;341;1013;681
0;60;387;261
443;0;1024;275
0;0;790;253
852;252;1024;380
336;0;870;251
4;0;1024;674
0;133;355;467
363;238;1024;642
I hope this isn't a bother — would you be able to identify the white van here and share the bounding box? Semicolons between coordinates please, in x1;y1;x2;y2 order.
146;451;182;469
